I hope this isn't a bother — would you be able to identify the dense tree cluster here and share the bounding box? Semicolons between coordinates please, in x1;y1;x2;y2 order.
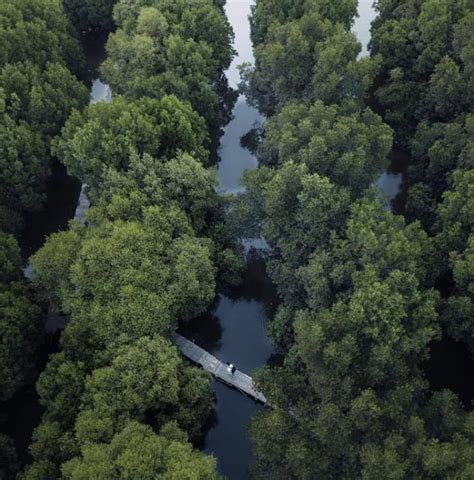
371;2;474;351
0;2;86;476
0;233;43;402
241;0;474;478
242;0;378;115
0;0;88;234
101;0;236;135
18;1;241;479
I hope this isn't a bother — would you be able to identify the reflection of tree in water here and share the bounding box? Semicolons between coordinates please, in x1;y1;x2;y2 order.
209;75;239;166
240;126;263;155
0;328;61;464
224;249;279;315
423;336;474;409
194;400;219;450
177;298;223;353
179;248;279;354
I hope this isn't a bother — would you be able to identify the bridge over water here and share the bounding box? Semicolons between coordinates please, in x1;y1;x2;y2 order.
175;334;268;405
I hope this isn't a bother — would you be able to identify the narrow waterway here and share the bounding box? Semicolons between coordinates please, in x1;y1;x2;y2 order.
188;2;278;478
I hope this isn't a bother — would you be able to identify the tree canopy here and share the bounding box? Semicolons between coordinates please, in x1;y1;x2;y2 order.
62;421;220;480
242;1;474;477
20;0;239;478
0;0;87;234
101;0;235;132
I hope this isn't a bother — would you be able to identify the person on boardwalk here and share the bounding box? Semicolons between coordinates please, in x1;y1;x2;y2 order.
226;362;236;375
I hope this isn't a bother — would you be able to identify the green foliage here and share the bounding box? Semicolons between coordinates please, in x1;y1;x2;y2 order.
240;162;351;307
0;1;88;234
103;0;235;129
442;235;474;352
62;421;220;480
0;93;47;233
0;433;19;480
258;100;393;194
30;227;82;306
0;234;43;403
0;231;22;282
404;115;473;229
298;200;434;310
29;206;219;473
8;0;237;479
250;0;358;46
90;151;244;287
92;152;218;232
434;170;474;351
436;169;474;260
0;0;84;74
75;336;213;444
36;353;87;428
243;4;379;114
371;0;474;176
33;208;215;349
245;1;474;478
0;61;89;139
112;0;233;72
53;95;210;193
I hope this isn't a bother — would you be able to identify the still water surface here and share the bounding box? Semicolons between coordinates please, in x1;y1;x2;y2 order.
198;2;277;478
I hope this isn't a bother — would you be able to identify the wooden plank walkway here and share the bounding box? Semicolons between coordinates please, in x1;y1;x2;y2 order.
175;334;268;405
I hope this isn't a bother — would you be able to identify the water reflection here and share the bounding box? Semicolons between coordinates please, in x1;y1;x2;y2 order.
353;0;377;58
91;78;112;103
217;99;263;193
201;2;278;476
180;254;277;479
217;0;263;194
181;256;277;366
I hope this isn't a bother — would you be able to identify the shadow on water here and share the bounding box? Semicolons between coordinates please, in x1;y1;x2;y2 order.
81;30;110;83
204;381;267;479
19;163;81;260
0;331;61;465
424;337;474;410
178;252;279;374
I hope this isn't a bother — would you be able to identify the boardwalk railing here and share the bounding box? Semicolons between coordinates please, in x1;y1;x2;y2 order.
175;334;268;405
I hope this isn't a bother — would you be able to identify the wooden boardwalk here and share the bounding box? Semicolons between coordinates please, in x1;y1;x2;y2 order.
175;334;268;405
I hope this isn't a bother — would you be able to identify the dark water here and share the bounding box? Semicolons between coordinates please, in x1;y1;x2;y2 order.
424;337;474;409
218;1;263;194
180;257;278;479
19;163;81;260
0;333;61;466
194;2;278;477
